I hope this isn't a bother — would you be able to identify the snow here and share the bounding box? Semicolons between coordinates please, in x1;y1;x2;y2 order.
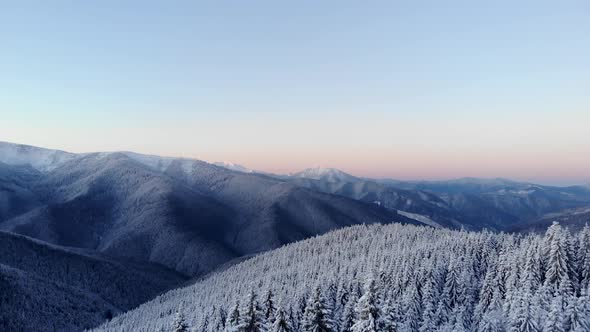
0;141;76;172
292;166;356;181
121;151;175;172
213;161;253;173
397;210;441;228
93;222;590;332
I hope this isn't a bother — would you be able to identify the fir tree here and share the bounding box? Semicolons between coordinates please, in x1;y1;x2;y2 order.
351;277;379;332
237;291;268;332
225;301;241;332
271;307;293;332
543;295;564;332
478;309;505;332
509;291;539;332
544;222;570;289
172;309;189;332
571;292;590;332
578;225;590;288
303;286;335;332
339;292;357;332
263;289;278;322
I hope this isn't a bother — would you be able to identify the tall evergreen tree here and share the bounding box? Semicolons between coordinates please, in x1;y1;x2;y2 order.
303;286;335;332
544;222;570;289
271;307;293;332
225;301;241;332
263;289;278;322
478;310;505;332
351;277;379;332
543;295;564;332
578;225;590;288
237;291;268;332
339;292;357;332
509;291;539;332
419;277;437;332
226;302;241;331
172;308;189;332
571;289;590;332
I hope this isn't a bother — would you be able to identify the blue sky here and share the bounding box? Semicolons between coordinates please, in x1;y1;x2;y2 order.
1;1;589;185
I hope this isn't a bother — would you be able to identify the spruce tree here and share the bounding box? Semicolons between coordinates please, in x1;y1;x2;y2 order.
237;291;268;332
303;286;335;332
225;301;241;332
351;277;379;332
263;289;277;322
172;309;189;332
271;307;293;332
571;289;590;332
339;293;357;332
509;291;539;332
478;310;504;332
543;295;565;332
578;225;590;288
544;222;570;289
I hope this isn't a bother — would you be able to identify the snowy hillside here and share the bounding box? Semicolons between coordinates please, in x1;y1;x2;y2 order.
93;222;590;332
289;169;590;231
389;178;590;229
213;161;254;173
0;231;185;332
286;168;468;229
0;144;406;277
292;167;357;182
0;141;77;172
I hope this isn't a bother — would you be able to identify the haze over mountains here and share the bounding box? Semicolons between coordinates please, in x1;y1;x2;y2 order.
1;141;589;331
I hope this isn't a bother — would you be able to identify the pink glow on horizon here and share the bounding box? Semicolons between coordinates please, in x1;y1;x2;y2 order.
1;109;589;186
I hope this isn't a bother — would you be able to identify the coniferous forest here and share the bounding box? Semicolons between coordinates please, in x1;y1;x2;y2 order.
93;222;590;332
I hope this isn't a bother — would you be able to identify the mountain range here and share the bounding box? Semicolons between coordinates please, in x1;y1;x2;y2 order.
1;141;589;331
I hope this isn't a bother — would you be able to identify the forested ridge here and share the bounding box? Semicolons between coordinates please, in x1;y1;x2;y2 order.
94;221;590;332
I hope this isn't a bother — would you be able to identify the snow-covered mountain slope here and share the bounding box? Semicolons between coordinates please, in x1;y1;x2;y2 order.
292;171;590;231
213;161;254;173
0;143;411;277
0;231;186;332
0;141;77;172
285;168;468;229
292;167;358;182
510;207;590;233
388;178;590;229
0;162;43;221
93;222;590;332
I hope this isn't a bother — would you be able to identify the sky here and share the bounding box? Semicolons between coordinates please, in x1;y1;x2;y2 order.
1;1;589;185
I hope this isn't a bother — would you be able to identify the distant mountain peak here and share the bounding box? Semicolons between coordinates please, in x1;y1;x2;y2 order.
292;167;356;181
0;141;76;172
213;161;253;173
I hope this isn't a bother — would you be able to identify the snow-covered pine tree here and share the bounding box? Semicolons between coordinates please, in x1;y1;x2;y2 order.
339;291;357;332
237;291;268;332
577;225;590;288
172;308;189;332
543;295;565;332
418;276;437;332
303;285;336;332
478;309;505;332
403;280;422;332
225;301;241;332
570;289;590;332
351;277;379;332
509;291;539;332
263;289;277;323
271;307;293;332
544;222;570;290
